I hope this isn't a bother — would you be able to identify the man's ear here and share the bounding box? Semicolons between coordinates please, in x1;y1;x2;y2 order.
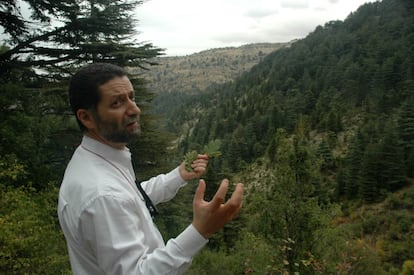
76;109;96;130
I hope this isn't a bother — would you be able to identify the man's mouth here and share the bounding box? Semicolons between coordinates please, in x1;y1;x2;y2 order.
127;121;138;127
125;117;140;130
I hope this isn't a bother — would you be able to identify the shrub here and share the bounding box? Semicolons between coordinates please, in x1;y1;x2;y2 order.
0;186;70;274
400;260;414;275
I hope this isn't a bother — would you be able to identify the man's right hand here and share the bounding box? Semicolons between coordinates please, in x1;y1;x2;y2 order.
192;179;244;239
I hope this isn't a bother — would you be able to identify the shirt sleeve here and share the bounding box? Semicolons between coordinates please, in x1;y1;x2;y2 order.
140;167;187;205
81;194;208;275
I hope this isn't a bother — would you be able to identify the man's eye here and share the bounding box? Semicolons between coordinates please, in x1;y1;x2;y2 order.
111;100;121;107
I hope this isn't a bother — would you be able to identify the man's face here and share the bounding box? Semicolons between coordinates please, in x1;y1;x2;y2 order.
90;75;141;148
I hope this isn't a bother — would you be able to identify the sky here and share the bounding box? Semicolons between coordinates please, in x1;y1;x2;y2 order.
135;0;378;56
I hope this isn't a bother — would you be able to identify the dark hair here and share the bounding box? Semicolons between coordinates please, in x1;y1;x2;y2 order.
69;63;127;131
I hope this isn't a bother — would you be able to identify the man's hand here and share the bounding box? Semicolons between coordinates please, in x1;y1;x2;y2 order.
179;154;209;181
192;179;244;239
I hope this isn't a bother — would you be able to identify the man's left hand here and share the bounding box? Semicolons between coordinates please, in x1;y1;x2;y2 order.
179;154;209;181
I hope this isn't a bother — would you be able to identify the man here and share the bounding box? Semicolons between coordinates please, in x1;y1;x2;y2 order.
58;63;244;274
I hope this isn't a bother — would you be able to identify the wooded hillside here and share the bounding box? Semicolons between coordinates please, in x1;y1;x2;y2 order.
152;0;414;273
1;0;413;273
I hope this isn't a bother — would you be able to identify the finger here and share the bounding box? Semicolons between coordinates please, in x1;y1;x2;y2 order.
191;160;208;169
193;179;206;203
211;179;229;208
192;166;206;175
192;159;208;168
230;203;243;220
191;157;208;172
232;183;244;201
226;183;244;209
197;154;209;160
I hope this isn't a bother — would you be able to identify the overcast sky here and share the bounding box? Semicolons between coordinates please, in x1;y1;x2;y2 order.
135;0;378;56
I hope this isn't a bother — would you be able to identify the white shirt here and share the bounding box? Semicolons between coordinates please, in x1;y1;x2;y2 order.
58;135;208;275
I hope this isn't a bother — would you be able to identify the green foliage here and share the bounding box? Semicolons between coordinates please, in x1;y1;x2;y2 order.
242;129;337;274
381;209;414;267
0;79;80;189
0;1;171;274
0;0;165;189
164;1;414;272
203;139;222;158
186;249;233;275
0;154;27;185
0;0;162;77
0;186;70;274
400;260;414;275
0;0;413;273
154;182;194;241
339;114;409;202
171;0;414;200
188;231;278;274
184;151;199;172
184;140;222;172
335;186;414;273
398;99;414;177
339;239;386;275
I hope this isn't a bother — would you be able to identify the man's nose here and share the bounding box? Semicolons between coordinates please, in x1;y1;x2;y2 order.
127;99;141;116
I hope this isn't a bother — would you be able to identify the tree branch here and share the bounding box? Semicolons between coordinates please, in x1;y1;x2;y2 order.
0;25;69;63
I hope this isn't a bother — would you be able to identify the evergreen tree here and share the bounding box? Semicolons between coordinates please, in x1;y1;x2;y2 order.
316;139;334;171
325;109;342;133
398;99;414;177
248;128;332;273
0;0;164;188
0;0;161;77
341;130;366;200
378;121;407;191
0;1;169;271
359;143;381;202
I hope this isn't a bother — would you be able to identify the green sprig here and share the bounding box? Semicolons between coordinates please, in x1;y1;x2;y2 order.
184;139;222;172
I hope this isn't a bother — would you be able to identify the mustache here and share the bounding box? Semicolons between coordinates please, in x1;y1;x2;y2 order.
124;116;139;125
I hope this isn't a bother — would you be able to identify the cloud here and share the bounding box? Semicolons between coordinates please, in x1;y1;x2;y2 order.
280;0;309;9
244;8;279;20
211;13;318;45
135;0;376;56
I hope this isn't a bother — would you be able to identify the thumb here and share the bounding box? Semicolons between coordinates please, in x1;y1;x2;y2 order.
193;179;206;203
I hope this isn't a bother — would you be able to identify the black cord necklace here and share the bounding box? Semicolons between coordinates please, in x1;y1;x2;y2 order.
131;159;159;219
134;179;159;219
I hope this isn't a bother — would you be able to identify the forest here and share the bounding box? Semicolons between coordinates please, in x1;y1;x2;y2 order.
1;0;414;274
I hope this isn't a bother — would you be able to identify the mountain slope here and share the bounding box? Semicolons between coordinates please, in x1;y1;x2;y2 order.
170;0;414;169
154;0;414;272
140;42;291;94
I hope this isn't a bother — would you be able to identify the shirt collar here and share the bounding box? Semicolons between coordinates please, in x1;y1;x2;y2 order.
80;135;132;170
